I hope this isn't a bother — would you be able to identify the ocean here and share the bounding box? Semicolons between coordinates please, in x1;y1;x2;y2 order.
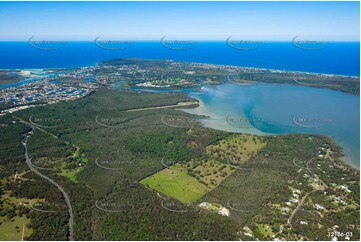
0;41;359;76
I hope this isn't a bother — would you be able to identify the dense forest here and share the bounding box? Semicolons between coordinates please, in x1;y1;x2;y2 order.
0;88;359;241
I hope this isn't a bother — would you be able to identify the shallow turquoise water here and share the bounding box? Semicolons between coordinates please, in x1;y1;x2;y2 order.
183;83;360;168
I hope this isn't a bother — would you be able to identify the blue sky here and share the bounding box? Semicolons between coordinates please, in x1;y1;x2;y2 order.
0;1;359;40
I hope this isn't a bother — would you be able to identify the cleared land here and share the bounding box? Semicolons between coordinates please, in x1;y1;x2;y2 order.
141;134;266;204
189;159;233;189
140;164;210;204
125;101;198;112
0;216;32;241
206;134;267;165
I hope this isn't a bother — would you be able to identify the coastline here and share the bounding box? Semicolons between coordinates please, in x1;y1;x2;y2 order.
1;57;359;92
1;58;359;79
181;83;360;169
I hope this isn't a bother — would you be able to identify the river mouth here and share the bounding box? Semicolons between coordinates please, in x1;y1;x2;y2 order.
181;83;360;169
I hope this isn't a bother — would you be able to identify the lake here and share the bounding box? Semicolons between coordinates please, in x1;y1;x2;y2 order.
183;83;360;168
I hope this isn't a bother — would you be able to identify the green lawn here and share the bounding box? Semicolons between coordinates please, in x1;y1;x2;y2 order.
59;167;83;182
140;164;210;204
0;216;32;241
256;223;274;239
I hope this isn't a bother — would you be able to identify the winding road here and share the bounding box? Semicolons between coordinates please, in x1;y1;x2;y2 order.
21;127;74;241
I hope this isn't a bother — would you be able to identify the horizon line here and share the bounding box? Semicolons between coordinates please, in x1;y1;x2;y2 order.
0;35;359;42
